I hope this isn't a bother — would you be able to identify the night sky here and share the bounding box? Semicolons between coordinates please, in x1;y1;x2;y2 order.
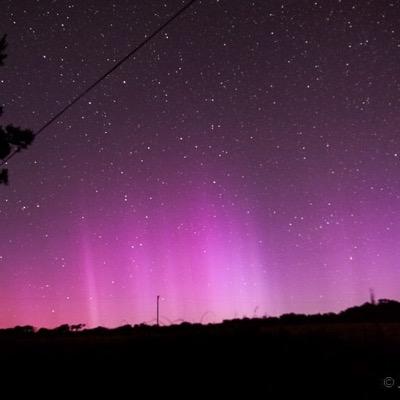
0;0;399;328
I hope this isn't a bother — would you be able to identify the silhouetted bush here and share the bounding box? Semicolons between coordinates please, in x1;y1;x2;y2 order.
70;323;85;332
113;324;133;334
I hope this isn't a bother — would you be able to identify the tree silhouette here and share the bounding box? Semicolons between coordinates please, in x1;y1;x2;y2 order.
0;34;34;184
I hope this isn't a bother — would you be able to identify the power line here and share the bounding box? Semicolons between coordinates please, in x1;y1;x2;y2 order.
0;0;198;167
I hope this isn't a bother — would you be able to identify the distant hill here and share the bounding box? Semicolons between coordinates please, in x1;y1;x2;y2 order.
339;298;400;322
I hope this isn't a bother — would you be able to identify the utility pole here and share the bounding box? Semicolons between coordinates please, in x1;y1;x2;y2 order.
369;288;376;305
156;295;160;326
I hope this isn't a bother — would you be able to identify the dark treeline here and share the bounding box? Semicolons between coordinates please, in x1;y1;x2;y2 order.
1;298;399;336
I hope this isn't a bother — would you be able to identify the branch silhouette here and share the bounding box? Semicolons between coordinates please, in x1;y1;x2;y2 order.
0;34;34;185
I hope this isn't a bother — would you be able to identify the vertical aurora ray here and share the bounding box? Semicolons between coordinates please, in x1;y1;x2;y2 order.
80;227;100;327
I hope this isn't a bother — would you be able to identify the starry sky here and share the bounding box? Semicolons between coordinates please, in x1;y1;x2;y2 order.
0;0;399;328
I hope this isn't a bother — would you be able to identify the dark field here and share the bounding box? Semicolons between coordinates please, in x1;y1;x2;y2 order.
1;301;400;398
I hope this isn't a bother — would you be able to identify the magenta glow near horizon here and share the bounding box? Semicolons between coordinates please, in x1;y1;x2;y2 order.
1;0;400;328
